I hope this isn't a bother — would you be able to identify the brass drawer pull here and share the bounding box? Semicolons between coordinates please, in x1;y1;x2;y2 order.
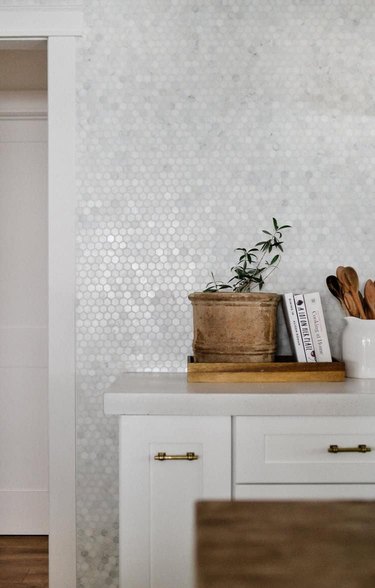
154;451;199;461
328;444;372;454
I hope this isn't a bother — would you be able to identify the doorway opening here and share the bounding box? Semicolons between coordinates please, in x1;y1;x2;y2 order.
0;39;49;585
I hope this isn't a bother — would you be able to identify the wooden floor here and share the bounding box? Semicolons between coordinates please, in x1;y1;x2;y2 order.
0;536;48;587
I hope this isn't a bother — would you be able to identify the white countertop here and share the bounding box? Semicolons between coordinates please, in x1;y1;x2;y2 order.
104;373;375;417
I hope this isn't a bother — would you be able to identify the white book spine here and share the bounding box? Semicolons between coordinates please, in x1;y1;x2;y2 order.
282;293;307;362
304;292;332;362
294;293;316;362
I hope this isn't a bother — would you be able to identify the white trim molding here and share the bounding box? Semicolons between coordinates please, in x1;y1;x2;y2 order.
47;35;77;588
0;7;83;37
0;91;47;120
0;6;82;588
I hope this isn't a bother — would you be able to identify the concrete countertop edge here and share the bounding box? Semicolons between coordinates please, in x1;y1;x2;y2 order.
103;373;375;416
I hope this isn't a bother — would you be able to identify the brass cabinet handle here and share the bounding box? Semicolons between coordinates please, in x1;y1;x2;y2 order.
328;444;372;454
154;451;199;461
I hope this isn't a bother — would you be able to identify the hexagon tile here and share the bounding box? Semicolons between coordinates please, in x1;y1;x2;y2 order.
75;0;375;586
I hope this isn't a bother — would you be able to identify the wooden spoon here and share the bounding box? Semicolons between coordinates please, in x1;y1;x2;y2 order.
343;266;366;319
343;292;360;318
336;266;357;316
364;279;375;319
326;275;348;315
359;290;370;318
337;266;366;319
336;266;348;291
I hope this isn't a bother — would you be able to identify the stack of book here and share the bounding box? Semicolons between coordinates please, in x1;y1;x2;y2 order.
282;292;332;363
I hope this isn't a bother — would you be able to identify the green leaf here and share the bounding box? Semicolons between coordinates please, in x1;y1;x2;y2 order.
204;217;290;293
218;284;232;290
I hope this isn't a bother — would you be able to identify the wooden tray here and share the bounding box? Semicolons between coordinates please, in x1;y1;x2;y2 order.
187;356;346;383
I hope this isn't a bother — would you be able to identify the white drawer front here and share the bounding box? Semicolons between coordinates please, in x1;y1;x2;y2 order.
235;484;375;500
234;416;375;484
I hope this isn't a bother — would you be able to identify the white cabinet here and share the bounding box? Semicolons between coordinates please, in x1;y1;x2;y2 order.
119;413;375;588
105;374;375;588
119;415;231;588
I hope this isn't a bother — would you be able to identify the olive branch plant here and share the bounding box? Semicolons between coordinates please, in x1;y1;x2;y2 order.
205;218;291;293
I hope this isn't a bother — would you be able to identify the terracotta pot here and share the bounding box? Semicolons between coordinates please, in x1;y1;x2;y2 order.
188;291;280;363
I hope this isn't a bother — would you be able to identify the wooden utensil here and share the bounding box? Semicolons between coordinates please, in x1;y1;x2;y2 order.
336;266;355;316
364;279;375;319
336;266;366;319
336;266;347;290
343;292;360;318
359;290;370;319
344;266;367;319
326;275;348;315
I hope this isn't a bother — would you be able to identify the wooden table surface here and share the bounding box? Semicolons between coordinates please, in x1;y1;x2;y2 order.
196;500;375;588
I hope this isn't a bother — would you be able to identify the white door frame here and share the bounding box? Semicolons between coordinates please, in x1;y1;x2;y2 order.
0;8;83;588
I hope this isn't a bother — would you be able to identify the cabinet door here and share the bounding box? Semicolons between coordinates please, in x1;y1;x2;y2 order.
0;117;48;533
119;415;231;588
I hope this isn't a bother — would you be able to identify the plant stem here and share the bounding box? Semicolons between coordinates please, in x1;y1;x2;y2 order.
249;261;281;291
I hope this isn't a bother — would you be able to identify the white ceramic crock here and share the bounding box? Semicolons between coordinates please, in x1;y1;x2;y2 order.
341;316;375;378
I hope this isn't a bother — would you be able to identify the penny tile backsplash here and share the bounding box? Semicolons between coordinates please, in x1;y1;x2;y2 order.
3;1;375;586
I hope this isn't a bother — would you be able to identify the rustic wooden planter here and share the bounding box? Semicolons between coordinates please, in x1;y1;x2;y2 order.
188;291;280;363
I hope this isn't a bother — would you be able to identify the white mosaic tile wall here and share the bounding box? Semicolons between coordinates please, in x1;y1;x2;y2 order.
3;1;375;586
74;2;375;586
